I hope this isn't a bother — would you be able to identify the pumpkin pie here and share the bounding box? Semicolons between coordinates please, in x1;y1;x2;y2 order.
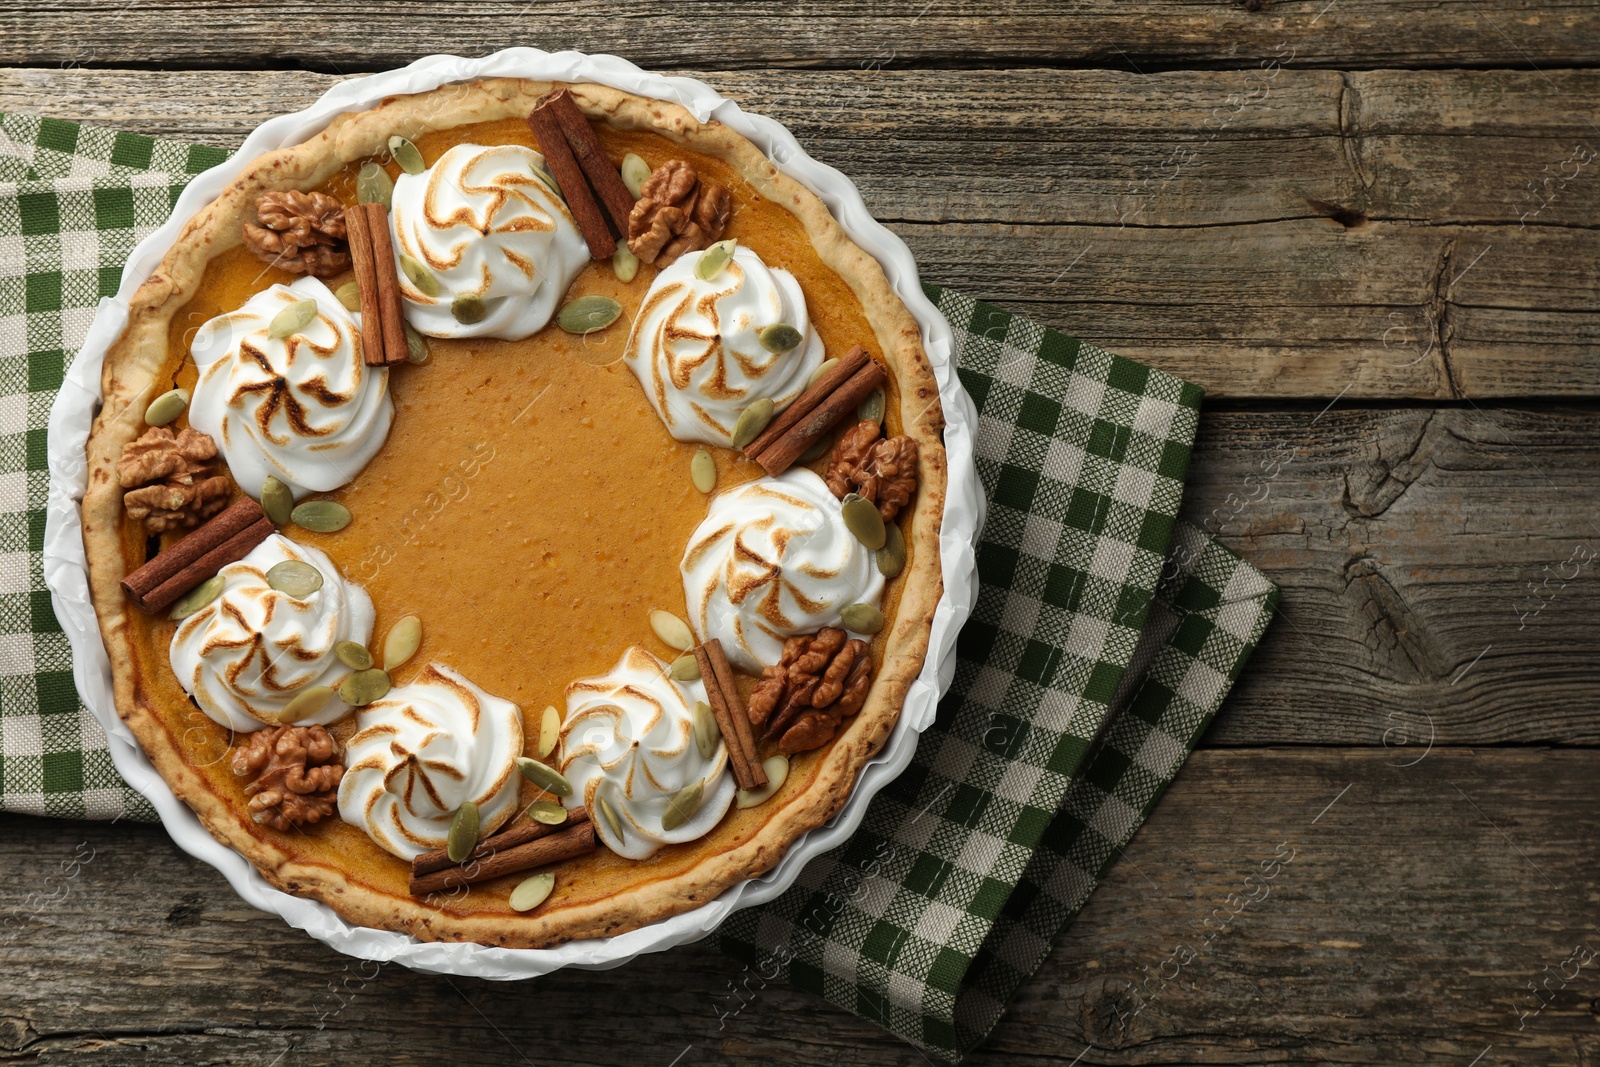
82;78;945;948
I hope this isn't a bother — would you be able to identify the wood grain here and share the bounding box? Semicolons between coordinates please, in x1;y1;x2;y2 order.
905;220;1598;399
9;66;1598;227
4;749;1596;1064
1;67;1595;399
1;1;1598;71
2;15;1597;1064
1188;405;1600;747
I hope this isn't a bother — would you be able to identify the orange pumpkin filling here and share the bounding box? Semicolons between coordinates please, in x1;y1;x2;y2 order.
113;117;913;919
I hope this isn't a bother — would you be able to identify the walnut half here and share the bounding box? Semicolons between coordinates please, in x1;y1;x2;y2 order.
824;419;919;523
626;159;733;266
230;724;344;832
748;627;875;755
118;426;231;534
242;190;350;277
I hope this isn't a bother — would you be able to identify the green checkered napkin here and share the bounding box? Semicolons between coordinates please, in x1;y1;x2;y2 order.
0;115;1276;1060
714;289;1276;1059
1;114;230;820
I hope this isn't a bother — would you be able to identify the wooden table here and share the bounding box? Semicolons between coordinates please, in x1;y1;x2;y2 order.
4;6;1597;1064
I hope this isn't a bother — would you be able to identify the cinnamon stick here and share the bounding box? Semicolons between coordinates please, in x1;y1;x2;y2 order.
744;346;870;459
694;642;767;791
360;203;410;366
704;640;765;787
749;357;888;477
528;98;616;259
544;88;636;235
408;819;597;897
411;807;589;878
122;497;273;613
344;200;387;367
139;516;274;612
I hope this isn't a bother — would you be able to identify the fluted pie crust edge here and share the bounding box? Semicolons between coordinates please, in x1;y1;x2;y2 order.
82;78;947;948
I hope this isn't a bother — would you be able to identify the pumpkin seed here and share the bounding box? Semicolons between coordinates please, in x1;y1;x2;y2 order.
595;793;626;843
338;667;392;707
260;476;293;525
877;522;907;579
399;254;440;297
736;755;791;809
334;280;362;312
537;704;560;759
757;323;803;354
649;609;694;652
692;700;721;760
661;778;704;831
805;357;838;391
291;499;351;533
730;398;775;450
356;161;393;208
524;800;567;826
800;434;833;464
450;293;488;324
620;153;651;199
447;800;479;863
557;294;622;335
404;323;430;364
840;602;885;635
857;386;887;425
612;245;639;283
279;685;336;725
694;239;737;281
670;654;701;682
266;559;323;598
382;616;422;671
388;135;425;175
144;388;189;427
690;449;716;494
268;298;319;340
168;574;223;620
335;641;373;670
509;871;556;913
531;163;563;198
840;493;886;550
515;756;573;798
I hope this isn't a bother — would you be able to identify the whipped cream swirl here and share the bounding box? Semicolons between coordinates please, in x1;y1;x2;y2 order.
189;275;392;500
389;143;589;340
559;646;734;860
683;468;885;674
338;664;524;861
624;245;825;446
170;534;375;733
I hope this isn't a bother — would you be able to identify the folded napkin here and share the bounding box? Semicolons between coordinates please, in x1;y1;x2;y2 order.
0;113;1276;1061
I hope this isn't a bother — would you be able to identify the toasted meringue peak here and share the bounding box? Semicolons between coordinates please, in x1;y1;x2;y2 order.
338;663;523;861
189;276;392;500
170;533;374;733
682;468;886;674
389;143;589;340
623;244;825;446
559;646;734;860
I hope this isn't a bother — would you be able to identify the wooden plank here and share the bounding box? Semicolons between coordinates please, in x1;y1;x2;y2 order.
906;220;1599;399
2;749;1596;1063
1;67;1593;399
734;68;1600;231
1;1;1598;71
6;67;1599;228
1189;404;1600;748
998;748;1600;1065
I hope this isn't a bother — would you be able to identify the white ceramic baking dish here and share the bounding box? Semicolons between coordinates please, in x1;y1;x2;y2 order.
44;47;983;978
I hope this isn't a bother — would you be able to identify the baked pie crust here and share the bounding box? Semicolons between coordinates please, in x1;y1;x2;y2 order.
82;78;946;947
